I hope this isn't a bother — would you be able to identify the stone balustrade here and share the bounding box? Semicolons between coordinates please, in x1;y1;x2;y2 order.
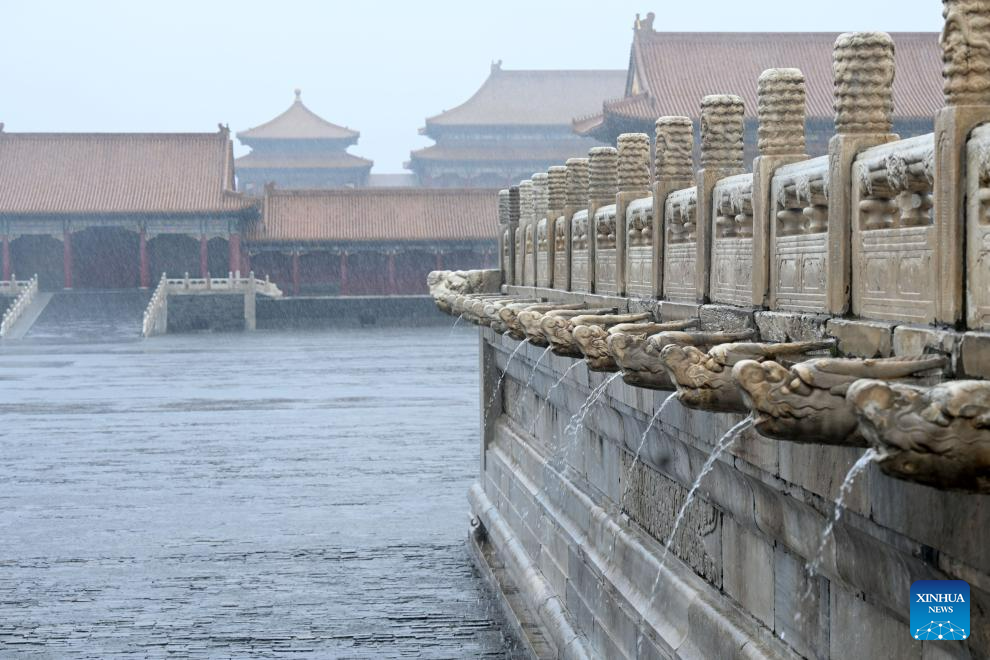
142;271;282;337
489;22;990;357
0;274;38;338
449;8;990;658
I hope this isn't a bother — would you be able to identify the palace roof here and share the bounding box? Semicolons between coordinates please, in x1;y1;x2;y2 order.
423;64;626;130
237;90;359;141
235;150;372;171
576;24;942;135
0;127;254;216
408;140;602;164
252;188;497;242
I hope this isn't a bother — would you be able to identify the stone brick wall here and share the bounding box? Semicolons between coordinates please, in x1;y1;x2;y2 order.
473;328;989;659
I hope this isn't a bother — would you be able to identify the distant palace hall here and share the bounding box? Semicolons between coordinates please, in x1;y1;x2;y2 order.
0;17;945;295
236;90;372;193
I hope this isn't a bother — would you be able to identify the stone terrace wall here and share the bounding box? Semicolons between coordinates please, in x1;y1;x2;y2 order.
475;325;989;659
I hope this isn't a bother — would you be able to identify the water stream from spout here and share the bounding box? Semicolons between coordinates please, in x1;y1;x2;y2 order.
445;313;464;339
799;448;878;607
511;345;552;415
560;372;622;460
618;393;677;512
634;416;751;659
529;360;581;435
483;338;528;423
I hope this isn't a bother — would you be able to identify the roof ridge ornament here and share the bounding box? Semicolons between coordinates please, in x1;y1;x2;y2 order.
294;88;302;102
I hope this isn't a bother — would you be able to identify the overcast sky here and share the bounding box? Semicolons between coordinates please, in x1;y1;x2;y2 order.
1;0;941;172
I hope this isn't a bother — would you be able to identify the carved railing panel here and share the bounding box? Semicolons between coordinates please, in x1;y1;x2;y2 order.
851;134;936;323
501;226;512;283
514;226;525;285
625;197;654;298
967;124;990;329
770;156;830;312
662;187;698;303
594;204;618;294
553;216;568;290
710;173;755;307
524;224;536;287
536;218;551;288
571;211;591;292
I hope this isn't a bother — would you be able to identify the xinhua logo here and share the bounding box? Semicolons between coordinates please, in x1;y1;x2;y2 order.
911;580;969;640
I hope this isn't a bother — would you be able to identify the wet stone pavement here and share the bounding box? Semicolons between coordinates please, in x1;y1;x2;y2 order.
0;320;517;658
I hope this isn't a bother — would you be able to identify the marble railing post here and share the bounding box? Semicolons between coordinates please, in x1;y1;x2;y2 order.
654;117;696;298
588;146;618;293
510;186;523;286
498;189;514;286
615;133;651;296
562;158;588;292
547;166;567;289
827;32;898;315
532;172;550;287
518;179;535;286
938;0;990;325
696;95;746;302
753;68;808;308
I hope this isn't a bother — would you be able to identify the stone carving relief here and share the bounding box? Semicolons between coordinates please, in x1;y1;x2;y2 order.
732;355;945;446
625;197;655;298
536;219;551;287
553;217;568;289
542;312;651;358
519;306;615;347
940;0;990;106
499;302;584;340
570;211;591;292
851;134;938;323
659;340;833;413
967;125;990;329
847;378;990;493
663;188;698;303
573;319;696;372
595;205;618;293
609;328;756;390
770;156;830;313
710;173;755;306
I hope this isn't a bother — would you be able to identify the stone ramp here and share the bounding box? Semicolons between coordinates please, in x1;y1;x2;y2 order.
1;292;53;339
24;290;151;342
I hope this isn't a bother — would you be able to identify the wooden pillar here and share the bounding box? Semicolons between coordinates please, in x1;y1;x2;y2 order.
139;229;150;288
199;235;209;278
2;235;11;281
435;251;443;270
63;230;73;289
291;251;301;296
387;251;397;295
340;251;349;296
242;249;251;277
229;233;241;276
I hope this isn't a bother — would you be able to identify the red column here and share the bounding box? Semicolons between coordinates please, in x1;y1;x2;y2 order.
139;228;150;288
2;235;11;281
229;233;242;276
63;230;73;289
435;251;443;270
199;235;209;278
340;251;349;296
387;251;397;295
291;251;300;297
